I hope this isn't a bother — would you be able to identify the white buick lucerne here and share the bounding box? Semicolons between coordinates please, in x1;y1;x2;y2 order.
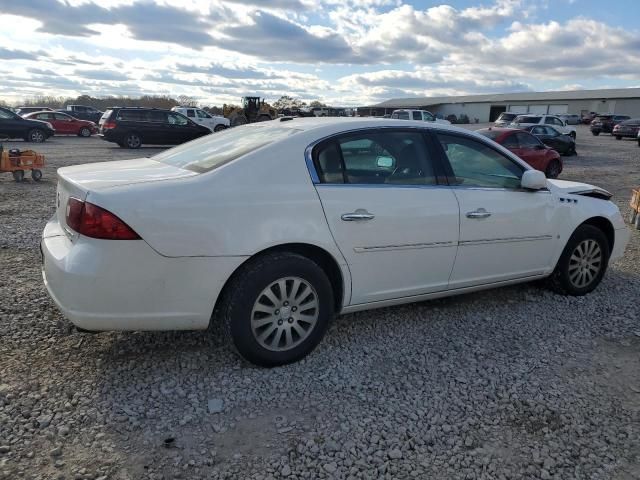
42;117;630;366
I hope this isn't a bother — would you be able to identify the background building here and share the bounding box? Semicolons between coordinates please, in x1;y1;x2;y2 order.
360;88;640;122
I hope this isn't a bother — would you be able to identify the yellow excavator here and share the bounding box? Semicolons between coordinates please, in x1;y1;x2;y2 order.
223;97;277;127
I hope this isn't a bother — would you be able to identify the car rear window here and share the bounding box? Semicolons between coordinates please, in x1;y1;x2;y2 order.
99;110;113;123
391;111;410;120
152;125;301;173
497;113;516;121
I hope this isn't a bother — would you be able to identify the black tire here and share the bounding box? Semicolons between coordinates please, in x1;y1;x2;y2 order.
79;127;91;137
125;133;141;149
615;135;622;140
31;169;42;181
27;129;46;143
548;224;610;296
12;170;24;182
213;124;226;132
218;252;334;367
591;131;599;136
545;160;561;179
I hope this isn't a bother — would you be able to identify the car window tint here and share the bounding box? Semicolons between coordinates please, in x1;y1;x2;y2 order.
531;126;545;135
147;111;166;123
423;111;435;121
0;109;13;119
317;130;435;186
54;113;69;120
501;133;519;147
197;110;210;118
437;133;524;189
316;142;344;184
117;110;146;121
515;132;540;148
168;113;188;125
412;111;422;120
186;110;195;118
545;126;559;136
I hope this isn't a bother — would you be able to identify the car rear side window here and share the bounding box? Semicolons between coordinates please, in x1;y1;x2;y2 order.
437;133;524;189
147;111;166;123
518;116;542;123
186;109;195;117
392;111;410;120
314;130;436;186
412;111;422;120
153;125;300;173
117;110;146;121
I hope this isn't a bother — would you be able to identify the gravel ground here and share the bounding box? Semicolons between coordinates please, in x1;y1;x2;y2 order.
1;126;639;479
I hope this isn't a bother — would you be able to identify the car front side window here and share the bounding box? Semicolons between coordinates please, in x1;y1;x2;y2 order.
168;113;188;125
423;111;435;122
314;130;436;186
437;133;524;189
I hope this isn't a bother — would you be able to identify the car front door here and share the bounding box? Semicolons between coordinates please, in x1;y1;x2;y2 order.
196;109;215;130
52;113;74;134
0;108;24;138
434;131;557;288
166;112;192;144
514;132;547;172
311;128;459;305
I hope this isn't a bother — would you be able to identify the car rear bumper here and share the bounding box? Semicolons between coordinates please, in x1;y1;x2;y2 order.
41;216;247;331
98;131;121;143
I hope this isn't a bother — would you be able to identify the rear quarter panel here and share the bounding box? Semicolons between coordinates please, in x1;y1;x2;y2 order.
86;133;346;266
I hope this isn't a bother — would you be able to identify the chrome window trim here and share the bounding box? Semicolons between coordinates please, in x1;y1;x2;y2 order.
315;183;550;193
304;125;536;189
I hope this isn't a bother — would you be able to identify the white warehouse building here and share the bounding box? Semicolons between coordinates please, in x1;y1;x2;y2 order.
361;88;640;122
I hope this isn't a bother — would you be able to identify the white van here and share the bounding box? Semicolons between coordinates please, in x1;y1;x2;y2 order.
171;107;230;132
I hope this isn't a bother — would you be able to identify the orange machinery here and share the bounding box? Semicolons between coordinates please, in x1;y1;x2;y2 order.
0;147;44;182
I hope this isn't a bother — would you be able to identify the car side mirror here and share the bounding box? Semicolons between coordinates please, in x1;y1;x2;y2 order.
521;170;547;190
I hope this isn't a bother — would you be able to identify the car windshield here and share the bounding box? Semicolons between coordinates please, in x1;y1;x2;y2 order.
594;116;612;121
153;124;301;173
497;113;516;121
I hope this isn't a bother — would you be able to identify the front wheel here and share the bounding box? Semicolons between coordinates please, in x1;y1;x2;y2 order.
591;131;599;136
548;225;609;296
615;135;622;140
218;252;334;367
79;127;92;137
27;129;46;143
31;169;42;181
213;124;226;132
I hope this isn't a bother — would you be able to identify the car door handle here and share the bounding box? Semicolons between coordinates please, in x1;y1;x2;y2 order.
341;209;375;221
466;208;491;219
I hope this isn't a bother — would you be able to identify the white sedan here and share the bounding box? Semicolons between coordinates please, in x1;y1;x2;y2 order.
42;118;630;366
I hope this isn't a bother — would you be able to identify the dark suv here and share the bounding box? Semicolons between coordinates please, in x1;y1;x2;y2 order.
590;114;631;135
98;107;211;148
0;106;55;142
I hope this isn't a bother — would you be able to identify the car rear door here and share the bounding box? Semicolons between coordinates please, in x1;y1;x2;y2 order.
514;132;547;171
433;131;557;288
310;128;460;305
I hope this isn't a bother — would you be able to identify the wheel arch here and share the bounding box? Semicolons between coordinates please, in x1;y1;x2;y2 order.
213;242;346;321
579;216;614;254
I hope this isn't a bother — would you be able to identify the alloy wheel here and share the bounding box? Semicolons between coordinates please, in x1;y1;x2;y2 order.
127;134;141;148
250;276;319;352
568;239;602;289
30;130;44;142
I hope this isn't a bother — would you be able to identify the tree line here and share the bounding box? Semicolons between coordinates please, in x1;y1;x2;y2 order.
5;94;329;115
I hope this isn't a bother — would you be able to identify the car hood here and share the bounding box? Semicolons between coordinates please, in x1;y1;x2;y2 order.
57;157;197;192
547;179;612;199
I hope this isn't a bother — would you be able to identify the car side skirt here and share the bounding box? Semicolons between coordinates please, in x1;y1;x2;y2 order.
340;273;547;314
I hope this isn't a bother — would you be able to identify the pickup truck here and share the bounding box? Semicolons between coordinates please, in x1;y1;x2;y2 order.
58;105;103;123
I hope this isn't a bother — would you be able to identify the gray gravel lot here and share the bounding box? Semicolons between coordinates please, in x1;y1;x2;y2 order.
1;125;639;479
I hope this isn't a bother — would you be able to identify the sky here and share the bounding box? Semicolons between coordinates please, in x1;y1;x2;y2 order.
0;0;638;107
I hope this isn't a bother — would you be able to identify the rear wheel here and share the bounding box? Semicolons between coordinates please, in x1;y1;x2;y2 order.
615;135;622;140
27;129;46;143
592;131;599;136
79;127;91;137
548;225;609;296
31;169;42;181
545;160;561;179
125;133;141;149
218;252;334;367
12;170;24;182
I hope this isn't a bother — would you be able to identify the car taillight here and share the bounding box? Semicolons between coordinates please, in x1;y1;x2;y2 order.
102;121;116;130
65;198;140;240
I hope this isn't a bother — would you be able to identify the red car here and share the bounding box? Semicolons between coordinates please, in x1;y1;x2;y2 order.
23;111;97;137
476;127;563;178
